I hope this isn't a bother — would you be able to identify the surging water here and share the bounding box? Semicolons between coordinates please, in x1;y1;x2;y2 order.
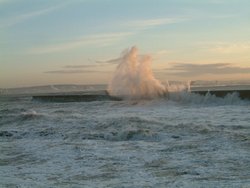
1;92;250;188
108;46;167;99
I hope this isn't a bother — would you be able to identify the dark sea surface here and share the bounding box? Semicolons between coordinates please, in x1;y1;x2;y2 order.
0;85;250;187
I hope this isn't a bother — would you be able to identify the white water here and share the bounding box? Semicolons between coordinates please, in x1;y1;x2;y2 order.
108;46;167;99
0;93;250;187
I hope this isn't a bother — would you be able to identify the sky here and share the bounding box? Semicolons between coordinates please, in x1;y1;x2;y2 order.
1;0;250;88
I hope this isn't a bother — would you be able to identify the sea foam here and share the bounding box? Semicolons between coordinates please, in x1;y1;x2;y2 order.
108;46;167;99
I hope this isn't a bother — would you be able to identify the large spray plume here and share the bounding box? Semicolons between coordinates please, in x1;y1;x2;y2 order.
108;46;167;99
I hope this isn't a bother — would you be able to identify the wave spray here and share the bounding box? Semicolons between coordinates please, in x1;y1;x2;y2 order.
108;46;167;99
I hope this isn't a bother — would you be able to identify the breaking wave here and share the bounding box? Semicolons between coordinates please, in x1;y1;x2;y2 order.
108;46;167;99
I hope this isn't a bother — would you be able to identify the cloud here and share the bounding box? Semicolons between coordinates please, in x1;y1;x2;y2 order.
155;50;171;55
94;57;122;65
64;64;100;69
165;63;250;76
0;2;68;28
63;59;118;69
44;70;109;74
29;32;133;54
46;60;116;74
124;17;186;30
153;50;172;59
210;42;250;54
198;42;250;54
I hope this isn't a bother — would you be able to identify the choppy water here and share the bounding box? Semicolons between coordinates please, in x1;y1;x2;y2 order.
0;91;250;188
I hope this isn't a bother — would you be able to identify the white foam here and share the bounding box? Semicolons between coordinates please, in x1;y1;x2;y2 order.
21;109;38;116
108;46;167;99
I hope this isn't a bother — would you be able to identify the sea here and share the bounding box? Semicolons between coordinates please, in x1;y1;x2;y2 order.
0;83;250;188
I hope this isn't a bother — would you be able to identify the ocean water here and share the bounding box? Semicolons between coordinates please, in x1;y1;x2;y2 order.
0;88;250;188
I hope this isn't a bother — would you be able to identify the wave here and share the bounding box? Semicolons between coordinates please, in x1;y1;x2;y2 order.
108;46;166;99
105;46;250;105
167;90;247;105
0;109;43;125
20;110;44;121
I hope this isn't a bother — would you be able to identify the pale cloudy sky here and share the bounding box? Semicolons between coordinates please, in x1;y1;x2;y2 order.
1;0;250;88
